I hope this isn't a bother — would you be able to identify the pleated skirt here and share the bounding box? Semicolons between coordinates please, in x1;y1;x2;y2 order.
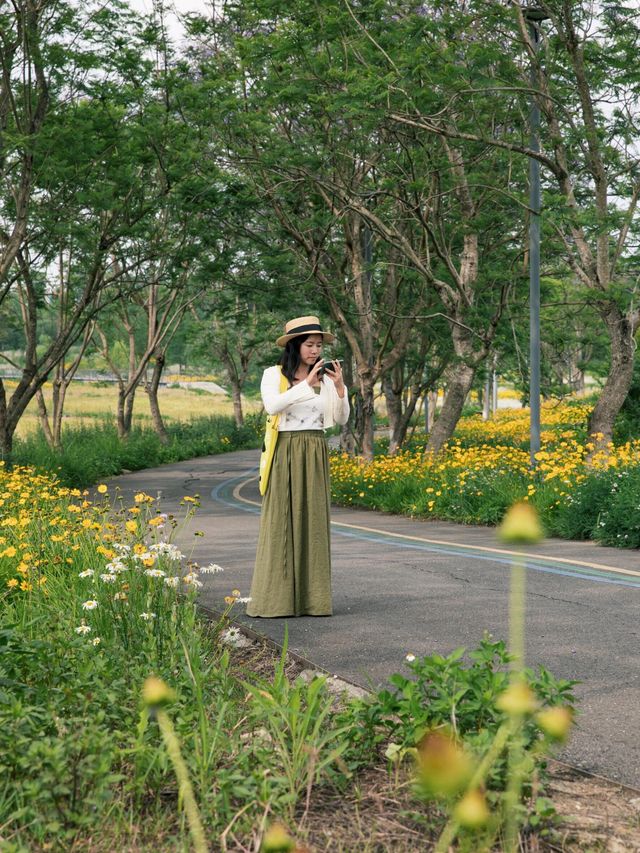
246;430;332;617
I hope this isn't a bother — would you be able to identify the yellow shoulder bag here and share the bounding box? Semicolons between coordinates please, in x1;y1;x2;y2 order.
259;368;288;496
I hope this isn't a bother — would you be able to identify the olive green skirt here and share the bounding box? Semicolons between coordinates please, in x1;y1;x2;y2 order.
247;430;332;617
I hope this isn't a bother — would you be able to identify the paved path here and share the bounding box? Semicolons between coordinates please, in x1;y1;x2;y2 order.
108;450;640;789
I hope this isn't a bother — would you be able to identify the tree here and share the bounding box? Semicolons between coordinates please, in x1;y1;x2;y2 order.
0;0;178;457
386;0;640;447
185;0;532;456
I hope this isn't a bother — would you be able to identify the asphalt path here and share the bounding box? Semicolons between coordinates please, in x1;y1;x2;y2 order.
108;449;640;788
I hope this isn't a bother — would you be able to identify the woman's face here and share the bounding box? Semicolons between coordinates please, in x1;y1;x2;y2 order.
298;334;324;367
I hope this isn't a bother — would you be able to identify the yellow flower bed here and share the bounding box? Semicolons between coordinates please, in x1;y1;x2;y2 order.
330;402;640;517
0;463;206;634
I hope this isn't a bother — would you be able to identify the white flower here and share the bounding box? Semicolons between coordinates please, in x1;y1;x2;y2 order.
144;568;166;578
92;637;101;646
114;543;131;554
100;573;117;583
236;597;252;604
200;563;224;574
75;624;91;635
164;576;180;588
82;600;98;611
405;653;416;663
182;573;203;588
105;560;127;574
133;551;153;562
78;569;94;578
150;542;183;560
113;591;128;601
140;612;156;621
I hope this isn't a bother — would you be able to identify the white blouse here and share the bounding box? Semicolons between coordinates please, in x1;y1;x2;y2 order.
260;365;350;432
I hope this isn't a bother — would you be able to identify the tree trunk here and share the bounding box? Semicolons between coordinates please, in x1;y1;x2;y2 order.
339;349;356;454
0;380;14;461
355;369;376;461
145;352;169;444
124;392;135;436
425;361;476;455
587;305;638;446
383;372;403;455
230;380;244;427
116;385;127;439
0;425;13;461
52;380;69;449
36;388;55;449
482;369;491;420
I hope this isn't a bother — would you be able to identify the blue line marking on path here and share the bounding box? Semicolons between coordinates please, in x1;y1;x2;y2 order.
211;472;640;590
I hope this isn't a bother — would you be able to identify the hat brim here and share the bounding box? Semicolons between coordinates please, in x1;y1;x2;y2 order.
276;330;336;347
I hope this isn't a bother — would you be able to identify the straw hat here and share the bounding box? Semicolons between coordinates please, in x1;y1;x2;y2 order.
276;315;336;347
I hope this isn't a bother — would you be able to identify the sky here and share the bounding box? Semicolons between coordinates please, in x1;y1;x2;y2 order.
127;0;211;42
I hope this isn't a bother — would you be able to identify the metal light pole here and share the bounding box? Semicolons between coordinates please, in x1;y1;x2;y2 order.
523;5;548;468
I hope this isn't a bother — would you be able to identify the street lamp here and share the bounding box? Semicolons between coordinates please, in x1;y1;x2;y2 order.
522;4;549;468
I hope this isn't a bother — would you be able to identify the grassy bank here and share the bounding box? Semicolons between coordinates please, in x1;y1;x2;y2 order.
10;414;263;487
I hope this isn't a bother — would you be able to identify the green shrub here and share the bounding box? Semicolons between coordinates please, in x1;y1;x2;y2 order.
338;634;577;793
12;415;262;487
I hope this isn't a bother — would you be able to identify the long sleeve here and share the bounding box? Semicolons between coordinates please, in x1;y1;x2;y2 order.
330;380;350;425
261;366;314;415
320;377;349;427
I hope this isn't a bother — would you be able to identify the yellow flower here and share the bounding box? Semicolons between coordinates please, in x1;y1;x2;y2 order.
261;822;296;853
6;578;18;588
1;546;16;558
125;520;138;534
19;580;33;591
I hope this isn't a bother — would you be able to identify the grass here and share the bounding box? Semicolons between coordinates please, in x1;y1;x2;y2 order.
7;379;262;438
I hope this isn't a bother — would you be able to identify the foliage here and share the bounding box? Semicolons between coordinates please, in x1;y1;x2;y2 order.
338;635;576;787
10;414;262;487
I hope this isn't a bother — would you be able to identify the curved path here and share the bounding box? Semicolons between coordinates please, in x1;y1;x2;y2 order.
109;449;640;788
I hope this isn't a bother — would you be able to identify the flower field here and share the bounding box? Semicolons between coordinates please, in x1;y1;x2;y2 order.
0;460;576;850
331;403;640;548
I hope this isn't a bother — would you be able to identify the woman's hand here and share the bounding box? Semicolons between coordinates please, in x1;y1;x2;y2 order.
306;359;325;388
324;360;345;398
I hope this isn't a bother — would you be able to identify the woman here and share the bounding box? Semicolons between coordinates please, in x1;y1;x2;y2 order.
246;315;349;617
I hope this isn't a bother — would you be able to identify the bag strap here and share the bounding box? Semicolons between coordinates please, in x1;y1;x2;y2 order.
278;366;287;392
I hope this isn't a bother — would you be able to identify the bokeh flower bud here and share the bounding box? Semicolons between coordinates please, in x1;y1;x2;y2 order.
496;682;537;716
261;822;296;852
536;706;573;742
142;676;176;707
498;501;544;544
454;789;490;828
417;730;473;796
